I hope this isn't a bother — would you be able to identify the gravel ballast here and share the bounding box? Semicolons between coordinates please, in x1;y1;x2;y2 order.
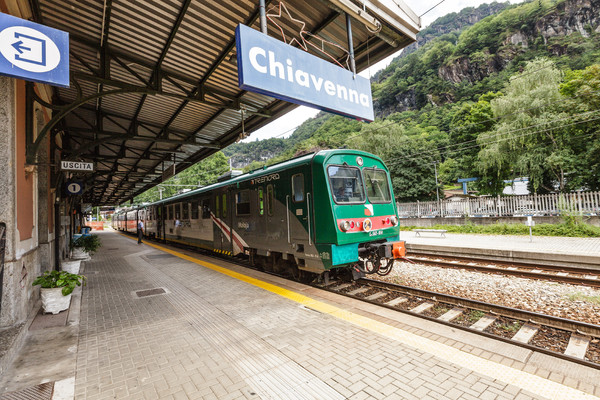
377;261;600;325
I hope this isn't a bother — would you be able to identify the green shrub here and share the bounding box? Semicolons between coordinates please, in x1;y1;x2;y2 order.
71;234;102;254
400;221;600;237
32;270;86;296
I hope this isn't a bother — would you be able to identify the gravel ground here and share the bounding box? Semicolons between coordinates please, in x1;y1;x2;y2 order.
376;261;600;325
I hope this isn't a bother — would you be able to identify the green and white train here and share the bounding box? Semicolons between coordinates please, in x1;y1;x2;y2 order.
114;149;406;281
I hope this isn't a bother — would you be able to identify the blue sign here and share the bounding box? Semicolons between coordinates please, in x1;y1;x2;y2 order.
0;13;69;87
236;24;374;122
65;181;83;195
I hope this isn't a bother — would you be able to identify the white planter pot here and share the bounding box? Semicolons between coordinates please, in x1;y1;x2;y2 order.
40;287;72;314
71;247;90;260
61;260;81;274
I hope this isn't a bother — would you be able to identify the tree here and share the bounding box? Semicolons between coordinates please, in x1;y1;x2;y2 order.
560;64;600;190
444;92;502;191
478;58;579;193
349;122;441;201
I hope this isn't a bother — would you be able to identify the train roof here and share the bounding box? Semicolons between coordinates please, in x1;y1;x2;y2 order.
128;149;384;209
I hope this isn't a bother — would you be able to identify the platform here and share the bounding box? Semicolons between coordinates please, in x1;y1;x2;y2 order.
403;232;600;269
1;230;599;399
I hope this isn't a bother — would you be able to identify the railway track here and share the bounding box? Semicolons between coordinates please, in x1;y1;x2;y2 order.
319;278;600;369
406;253;600;287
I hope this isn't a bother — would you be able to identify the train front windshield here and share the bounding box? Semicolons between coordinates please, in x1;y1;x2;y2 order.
328;166;365;203
363;168;392;203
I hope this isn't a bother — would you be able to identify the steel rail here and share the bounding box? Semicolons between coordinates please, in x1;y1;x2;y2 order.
406;253;600;288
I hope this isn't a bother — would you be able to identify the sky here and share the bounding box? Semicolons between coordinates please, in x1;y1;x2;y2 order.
243;0;525;143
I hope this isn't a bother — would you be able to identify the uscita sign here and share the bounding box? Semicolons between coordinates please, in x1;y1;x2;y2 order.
61;161;93;171
235;24;374;122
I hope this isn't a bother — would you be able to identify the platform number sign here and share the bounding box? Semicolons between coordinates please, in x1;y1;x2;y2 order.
0;13;69;87
66;181;83;195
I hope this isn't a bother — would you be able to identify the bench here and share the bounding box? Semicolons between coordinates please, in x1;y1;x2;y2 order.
412;229;447;237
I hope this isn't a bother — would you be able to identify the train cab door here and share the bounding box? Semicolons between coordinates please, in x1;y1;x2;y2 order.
290;173;310;245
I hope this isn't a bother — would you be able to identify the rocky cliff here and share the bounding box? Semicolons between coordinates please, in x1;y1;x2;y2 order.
438;0;600;84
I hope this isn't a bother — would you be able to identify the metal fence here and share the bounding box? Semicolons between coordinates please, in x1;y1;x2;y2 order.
0;223;5;316
397;191;600;218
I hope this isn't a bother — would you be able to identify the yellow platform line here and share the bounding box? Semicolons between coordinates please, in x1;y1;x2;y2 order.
125;234;598;400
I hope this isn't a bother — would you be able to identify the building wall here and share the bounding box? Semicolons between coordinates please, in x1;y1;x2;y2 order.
0;75;57;327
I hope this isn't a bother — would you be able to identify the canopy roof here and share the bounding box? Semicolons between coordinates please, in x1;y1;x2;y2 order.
30;0;419;205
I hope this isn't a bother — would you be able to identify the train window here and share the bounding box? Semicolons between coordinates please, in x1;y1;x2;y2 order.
182;202;189;219
258;187;264;216
292;174;304;202
222;194;227;218
191;201;199;219
174;203;181;220
167;204;173;220
202;199;210;219
363;168;392;203
267;185;274;216
215;196;220;217
328;166;365;204
236;190;251;216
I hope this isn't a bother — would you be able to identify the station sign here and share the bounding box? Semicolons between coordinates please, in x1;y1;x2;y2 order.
65;180;83;195
235;24;374;122
61;161;94;171
0;13;69;87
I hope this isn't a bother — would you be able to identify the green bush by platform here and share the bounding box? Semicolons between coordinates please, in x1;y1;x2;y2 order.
32;270;87;296
400;221;600;238
71;234;102;254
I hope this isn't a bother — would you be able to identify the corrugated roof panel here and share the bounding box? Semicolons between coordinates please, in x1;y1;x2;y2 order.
108;0;182;62
39;0;103;40
99;92;145;120
138;95;186;127
169;102;218;132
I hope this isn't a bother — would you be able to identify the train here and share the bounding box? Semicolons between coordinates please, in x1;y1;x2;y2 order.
113;149;406;282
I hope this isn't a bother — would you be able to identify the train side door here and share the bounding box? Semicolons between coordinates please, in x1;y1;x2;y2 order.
290;173;309;244
213;191;230;252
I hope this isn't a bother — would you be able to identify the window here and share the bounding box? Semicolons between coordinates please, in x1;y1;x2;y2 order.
222;193;227;218
167;204;173;220
363;168;392;203
191;200;199;219
258;187;264;216
236;190;251;215
267;185;274;216
292;174;304;202
202;199;211;219
174;203;181;220
328;166;365;204
182;202;189;219
215;195;220;217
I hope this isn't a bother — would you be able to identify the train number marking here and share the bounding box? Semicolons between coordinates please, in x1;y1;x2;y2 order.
369;230;383;237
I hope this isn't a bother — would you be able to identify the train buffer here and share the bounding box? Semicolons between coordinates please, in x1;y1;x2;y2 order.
412;229;447;237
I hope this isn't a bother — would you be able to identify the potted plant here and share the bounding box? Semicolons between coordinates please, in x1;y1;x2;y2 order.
32;270;86;314
61;259;82;274
71;234;102;259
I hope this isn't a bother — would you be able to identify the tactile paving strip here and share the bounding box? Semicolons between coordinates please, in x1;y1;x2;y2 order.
0;382;53;400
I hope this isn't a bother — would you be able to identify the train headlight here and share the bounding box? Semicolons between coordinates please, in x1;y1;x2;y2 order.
391;216;398;226
340;220;350;232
